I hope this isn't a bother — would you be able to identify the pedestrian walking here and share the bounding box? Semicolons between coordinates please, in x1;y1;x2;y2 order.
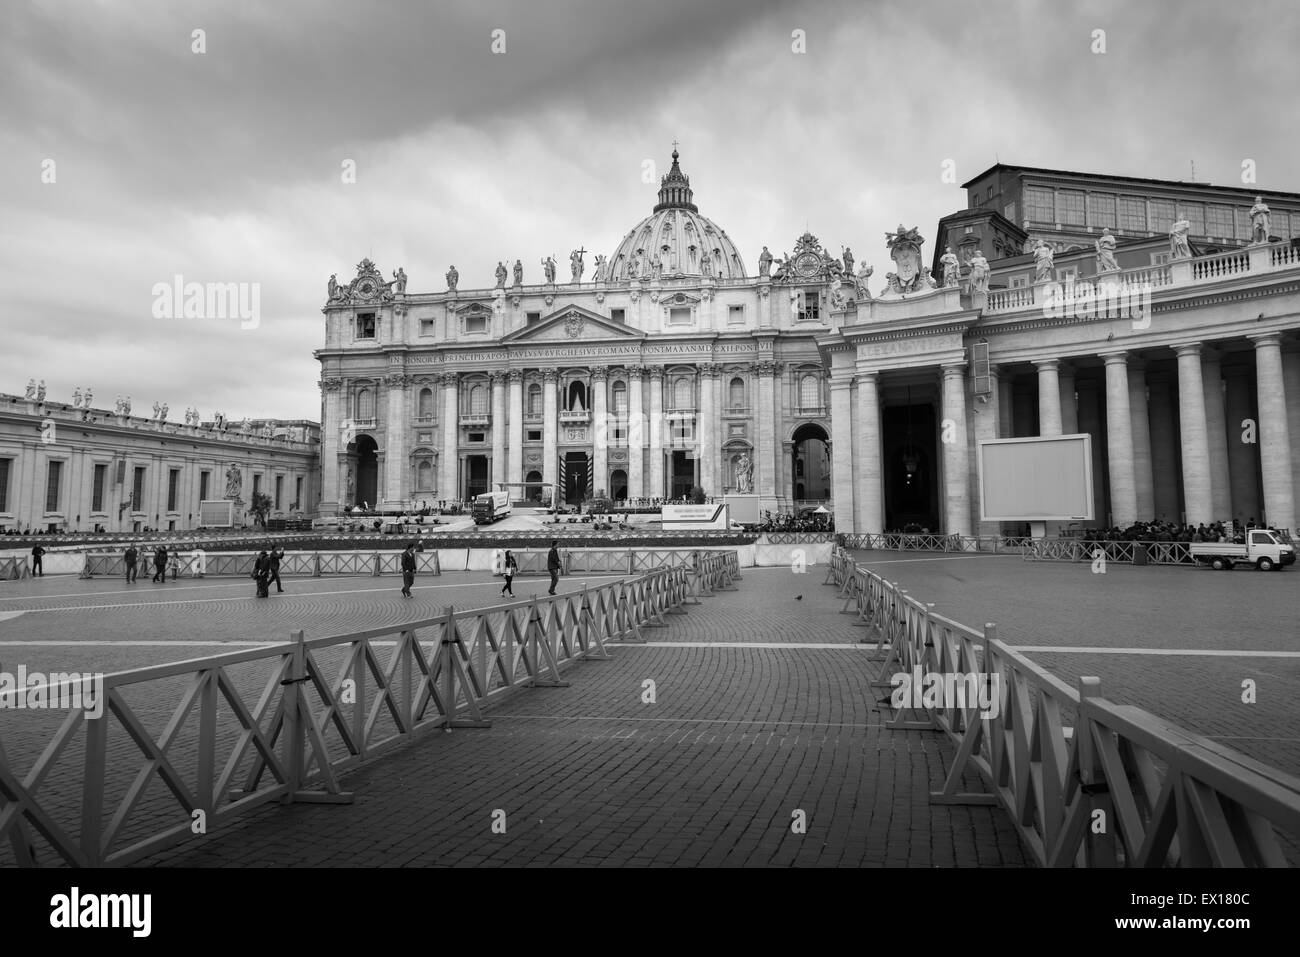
268;545;284;593
547;539;561;596
124;544;138;583
501;549;517;597
400;542;417;598
152;545;168;583
168;548;181;581
252;550;271;598
31;544;44;576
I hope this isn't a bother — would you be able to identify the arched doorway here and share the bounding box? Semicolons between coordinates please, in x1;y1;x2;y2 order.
354;434;379;508
610;469;627;502
791;424;830;503
524;469;543;503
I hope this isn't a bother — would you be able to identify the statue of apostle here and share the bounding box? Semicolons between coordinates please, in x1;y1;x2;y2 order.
758;246;773;277
1169;216;1192;260
1094;227;1119;273
939;247;961;288
495;262;508;288
512;259;523;285
445;265;459;292
1033;240;1054;282
1250;196;1271;244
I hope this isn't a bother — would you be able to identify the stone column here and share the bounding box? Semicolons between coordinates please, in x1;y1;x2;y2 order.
591;367;609;496
542;368;559;496
1201;350;1231;523
1175;343;1213;525
647;366;664;499
972;367;1000;536
507;370;523;492
441;373;458;501
627;367;645;499
1102;354;1137;527
941;364;971;536
490;371;507;490
698;364;717;495
856;371;883;534
829;375;855;532
319;378;342;512
998;373;1015;439
1127;359;1155;522
1283;349;1300;521
1223;366;1260;524
1058;363;1078;434
383;373;408;509
1251;333;1296;531
1035;359;1062;436
756;361;777;509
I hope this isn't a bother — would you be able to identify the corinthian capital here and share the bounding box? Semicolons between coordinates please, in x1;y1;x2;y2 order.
542;368;559;383
646;365;665;381
591;366;610;382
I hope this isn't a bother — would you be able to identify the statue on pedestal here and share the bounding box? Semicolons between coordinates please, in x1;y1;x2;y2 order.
36;381;45;403
542;256;557;284
152;401;161;420
391;267;407;295
1250;196;1271;245
939;247;961;288
841;246;855;276
83;388;93;408
853;262;874;300
159;403;169;421
122;395;131;415
967;250;990;293
513;259;523;285
73;387;82;407
495;262;508;288
327;274;338;302
1033;240;1055;281
1169;216;1192;260
592;254;607;282
758;246;773;278
735;453;753;494
700;248;712;277
1095;227;1119;273
446;265;459;292
225;464;242;499
570;248;585;282
25;379;35;400
626;253;639;280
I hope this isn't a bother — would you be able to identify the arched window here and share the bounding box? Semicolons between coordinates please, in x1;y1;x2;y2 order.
729;377;745;410
799;374;820;410
525;470;543;500
469;384;487;414
568;380;587;411
418;387;434;417
527;383;542;416
612;381;627;413
610;469;628;501
356;388;374;420
416;460;433;491
673;378;692;410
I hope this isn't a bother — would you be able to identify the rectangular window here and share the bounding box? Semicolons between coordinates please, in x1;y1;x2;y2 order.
45;460;63;512
199;471;210;501
668;307;691;325
1149;199;1175;233
1010;276;1027;288
1118;196;1146;232
1184;203;1205;236
1088;192;1116;229
1274;209;1292;239
1150;252;1171;266
133;467;146;510
465;315;487;333
609;309;624;324
1057;190;1086;226
728;305;744;324
526;312;541;326
420;319;436;337
295;476;303;509
167;469;180;512
0;458;11;512
468;432;486;443
253;474;262;497
1206;204;1235;239
275;475;283;510
355;313;376;339
1236;207;1253;241
1003;202;1016;223
1024;186;1054;223
803;291;820;322
92;464;107;512
527;429;542;442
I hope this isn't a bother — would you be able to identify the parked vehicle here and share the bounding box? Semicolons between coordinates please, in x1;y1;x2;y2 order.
1189;529;1296;571
471;490;512;525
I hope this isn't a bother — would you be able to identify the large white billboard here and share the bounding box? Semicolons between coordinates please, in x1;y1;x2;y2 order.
977;435;1094;521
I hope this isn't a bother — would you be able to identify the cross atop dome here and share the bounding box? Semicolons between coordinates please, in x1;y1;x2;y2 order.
655;144;698;214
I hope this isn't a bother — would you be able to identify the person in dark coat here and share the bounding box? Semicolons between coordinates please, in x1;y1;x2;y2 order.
152;546;168;582
547;540;561;596
124;545;138;583
268;545;285;593
501;549;517;597
400;543;417;598
31;544;44;576
252;550;271;598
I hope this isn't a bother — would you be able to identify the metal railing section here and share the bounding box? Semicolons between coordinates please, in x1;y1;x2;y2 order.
0;554;740;867
838;533;1030;553
823;547;1300;867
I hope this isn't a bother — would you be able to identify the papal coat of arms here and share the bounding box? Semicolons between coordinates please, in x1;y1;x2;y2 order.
883;225;937;296
564;313;585;338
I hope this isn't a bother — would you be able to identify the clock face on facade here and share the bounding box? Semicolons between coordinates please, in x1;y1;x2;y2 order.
357;279;376;297
794;251;822;278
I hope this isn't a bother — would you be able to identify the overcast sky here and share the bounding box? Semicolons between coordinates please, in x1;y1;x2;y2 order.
2;0;1296;421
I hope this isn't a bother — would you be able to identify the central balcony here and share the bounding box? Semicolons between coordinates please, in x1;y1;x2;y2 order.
459;413;491;427
559;409;589;425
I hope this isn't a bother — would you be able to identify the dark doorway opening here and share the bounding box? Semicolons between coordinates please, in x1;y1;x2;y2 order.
564;451;589;505
355;434;379;507
610;469;628;502
465;455;489;501
670;451;695;500
882;401;938;531
791;423;831;502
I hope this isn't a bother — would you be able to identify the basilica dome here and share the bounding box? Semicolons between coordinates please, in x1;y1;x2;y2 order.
605;149;748;282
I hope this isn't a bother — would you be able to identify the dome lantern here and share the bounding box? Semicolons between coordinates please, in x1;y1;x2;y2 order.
654;147;698;214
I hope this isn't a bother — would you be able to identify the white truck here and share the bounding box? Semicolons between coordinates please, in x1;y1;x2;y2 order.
1189;529;1296;571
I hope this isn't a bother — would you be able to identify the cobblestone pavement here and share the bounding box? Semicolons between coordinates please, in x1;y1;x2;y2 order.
57;565;1026;868
845;550;1300;776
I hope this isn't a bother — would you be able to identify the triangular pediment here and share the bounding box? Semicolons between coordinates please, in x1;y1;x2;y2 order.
501;305;642;343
